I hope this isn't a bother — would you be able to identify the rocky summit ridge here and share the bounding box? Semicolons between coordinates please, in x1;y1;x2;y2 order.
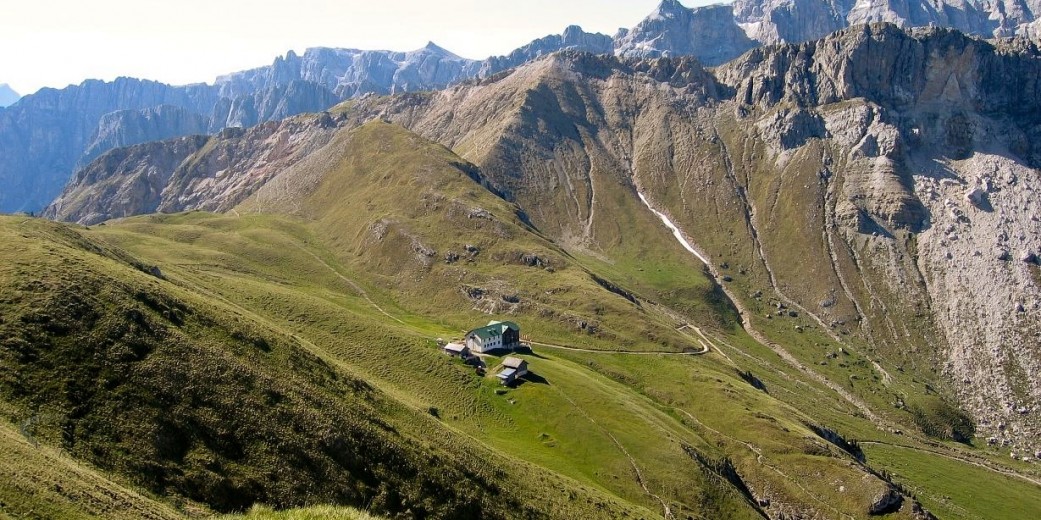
13;0;1041;215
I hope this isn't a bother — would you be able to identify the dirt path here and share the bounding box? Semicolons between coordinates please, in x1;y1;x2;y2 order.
634;189;883;424
859;440;1041;488
555;386;675;520
293;244;406;325
528;339;708;356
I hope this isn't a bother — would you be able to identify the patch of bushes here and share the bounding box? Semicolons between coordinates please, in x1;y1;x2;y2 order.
0;262;523;518
908;397;975;444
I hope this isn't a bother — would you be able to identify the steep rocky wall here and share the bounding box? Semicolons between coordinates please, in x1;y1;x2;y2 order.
715;24;1041;452
45;113;340;224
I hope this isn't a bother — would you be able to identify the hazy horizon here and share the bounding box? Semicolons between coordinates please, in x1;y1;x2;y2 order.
0;0;719;96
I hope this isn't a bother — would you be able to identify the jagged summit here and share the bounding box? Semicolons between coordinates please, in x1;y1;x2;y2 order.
719;22;1041;114
561;24;588;39
616;1;754;63
0;83;20;108
651;0;691;18
416;40;466;59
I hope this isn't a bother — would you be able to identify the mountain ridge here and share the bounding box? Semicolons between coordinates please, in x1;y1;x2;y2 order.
14;0;1041;214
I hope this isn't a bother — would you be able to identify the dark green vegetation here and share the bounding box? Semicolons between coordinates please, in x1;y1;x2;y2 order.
908;397;976;444
2;121;1040;519
221;505;381;520
0;217;584;519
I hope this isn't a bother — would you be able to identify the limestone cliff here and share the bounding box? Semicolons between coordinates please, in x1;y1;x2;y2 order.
46;113;340;224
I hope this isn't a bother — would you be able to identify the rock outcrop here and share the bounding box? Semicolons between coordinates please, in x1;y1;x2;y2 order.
215;43;479;100
80;104;210;167
43;135;209;224
479;25;614;76
615;0;757;65
46;112;341;224
618;0;1041;65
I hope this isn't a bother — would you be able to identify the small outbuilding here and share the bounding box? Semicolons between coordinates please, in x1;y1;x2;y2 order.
442;342;471;359
497;357;529;386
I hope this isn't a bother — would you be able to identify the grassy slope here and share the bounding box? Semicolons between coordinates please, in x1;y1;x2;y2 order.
93;124;884;516
0;417;183;520
862;442;1041;519
3;121;1039;518
221;505;381;520
0;216;654;519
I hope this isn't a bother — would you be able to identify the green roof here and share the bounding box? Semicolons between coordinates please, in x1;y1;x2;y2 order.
469;321;519;341
487;320;520;332
469;325;502;341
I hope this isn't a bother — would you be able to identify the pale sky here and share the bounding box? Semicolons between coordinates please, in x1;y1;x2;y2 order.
1;0;719;96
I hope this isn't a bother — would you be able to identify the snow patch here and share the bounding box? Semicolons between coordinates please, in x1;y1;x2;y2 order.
637;191;709;265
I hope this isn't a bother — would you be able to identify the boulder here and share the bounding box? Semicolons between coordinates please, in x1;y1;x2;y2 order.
965;187;986;206
869;487;903;515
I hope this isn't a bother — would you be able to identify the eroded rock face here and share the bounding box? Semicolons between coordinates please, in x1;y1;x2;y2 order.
479;25;614;77
615;1;756;65
81;105;210;167
0;78;219;213
716;24;1041;451
216;44;479;100
45;113;341;224
733;0;855;44
621;0;1041;67
43;135;209;224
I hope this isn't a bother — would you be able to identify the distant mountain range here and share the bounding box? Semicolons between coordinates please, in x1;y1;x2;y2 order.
0;84;19;108
7;0;1041;213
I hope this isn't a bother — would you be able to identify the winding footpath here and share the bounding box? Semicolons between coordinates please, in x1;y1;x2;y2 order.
294;244;406;325
635;187;883;424
527;338;709;356
635;187;1041;491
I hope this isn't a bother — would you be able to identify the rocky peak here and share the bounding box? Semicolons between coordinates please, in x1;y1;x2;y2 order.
846;0;994;34
479;26;614;78
652;0;689;19
615;2;756;65
719;22;1041;117
0;83;19;108
561;24;591;43
732;0;855;43
416;41;464;60
80;104;210;166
